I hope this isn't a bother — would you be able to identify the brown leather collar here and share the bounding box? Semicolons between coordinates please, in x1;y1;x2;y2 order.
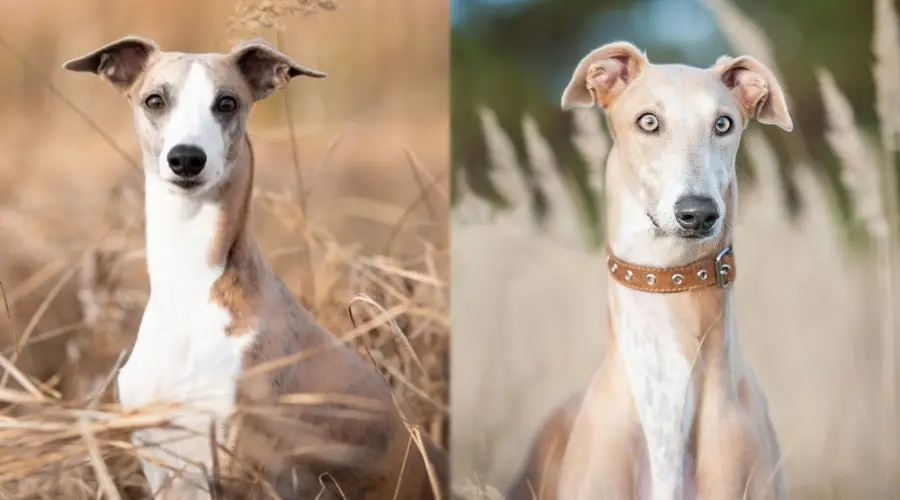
606;246;736;293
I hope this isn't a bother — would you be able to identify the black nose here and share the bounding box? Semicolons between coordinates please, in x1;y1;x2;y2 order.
674;195;720;233
166;144;207;178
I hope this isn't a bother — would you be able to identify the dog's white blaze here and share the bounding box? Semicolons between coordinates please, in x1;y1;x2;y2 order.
611;191;695;500
117;176;256;495
158;62;225;185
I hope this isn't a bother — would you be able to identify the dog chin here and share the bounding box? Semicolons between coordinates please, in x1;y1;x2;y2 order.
170;178;204;191
648;224;720;242
675;230;720;242
162;177;215;197
669;226;723;244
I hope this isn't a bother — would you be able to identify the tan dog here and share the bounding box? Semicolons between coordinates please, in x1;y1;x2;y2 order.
507;42;792;500
63;36;447;499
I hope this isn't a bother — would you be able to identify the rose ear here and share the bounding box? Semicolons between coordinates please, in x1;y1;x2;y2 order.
714;55;793;131
229;39;326;101
62;35;158;92
561;41;648;110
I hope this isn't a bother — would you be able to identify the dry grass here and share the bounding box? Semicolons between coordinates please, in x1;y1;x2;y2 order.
227;0;340;34
0;212;449;498
0;0;448;498
450;0;900;497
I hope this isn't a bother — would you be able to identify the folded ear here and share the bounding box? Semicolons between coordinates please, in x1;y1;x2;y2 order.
229;39;326;101
714;55;793;131
561;41;648;110
62;36;158;92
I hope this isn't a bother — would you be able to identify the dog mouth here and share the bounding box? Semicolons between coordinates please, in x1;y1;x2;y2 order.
171;179;204;191
647;212;718;240
676;229;717;240
646;211;661;230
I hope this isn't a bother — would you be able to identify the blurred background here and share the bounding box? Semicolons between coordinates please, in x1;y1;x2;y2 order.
0;1;449;497
450;0;900;498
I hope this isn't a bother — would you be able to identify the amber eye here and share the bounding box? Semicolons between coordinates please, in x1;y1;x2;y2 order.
714;115;733;135
144;94;165;111
215;96;238;114
637;113;660;133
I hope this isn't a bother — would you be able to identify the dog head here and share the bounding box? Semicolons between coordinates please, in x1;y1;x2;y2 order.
562;42;791;246
63;36;325;196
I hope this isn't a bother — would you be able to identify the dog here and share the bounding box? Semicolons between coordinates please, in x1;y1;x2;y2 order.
507;41;792;500
63;35;447;499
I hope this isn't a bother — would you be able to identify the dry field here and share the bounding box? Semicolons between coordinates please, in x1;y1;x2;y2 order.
450;0;900;498
0;0;449;498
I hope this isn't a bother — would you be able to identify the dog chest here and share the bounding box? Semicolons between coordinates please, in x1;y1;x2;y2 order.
119;296;253;406
614;284;695;497
117;295;256;470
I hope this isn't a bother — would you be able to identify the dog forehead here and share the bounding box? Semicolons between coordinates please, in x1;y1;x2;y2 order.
637;65;731;106
609;63;737;125
140;52;249;97
137;53;194;90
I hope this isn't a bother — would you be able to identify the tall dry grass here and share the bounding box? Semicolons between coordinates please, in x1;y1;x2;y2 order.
450;0;900;498
0;0;449;498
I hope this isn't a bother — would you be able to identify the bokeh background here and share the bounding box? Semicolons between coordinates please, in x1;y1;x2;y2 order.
450;0;900;498
0;1;449;497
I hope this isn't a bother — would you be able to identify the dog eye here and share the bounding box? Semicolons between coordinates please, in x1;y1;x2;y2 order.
143;94;165;111
215;96;238;114
714;115;733;135
636;113;659;133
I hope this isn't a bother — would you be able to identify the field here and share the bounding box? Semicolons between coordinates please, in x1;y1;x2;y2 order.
449;0;900;498
0;0;449;497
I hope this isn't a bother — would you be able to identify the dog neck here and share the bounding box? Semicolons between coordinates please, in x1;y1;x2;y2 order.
143;136;259;300
604;148;738;362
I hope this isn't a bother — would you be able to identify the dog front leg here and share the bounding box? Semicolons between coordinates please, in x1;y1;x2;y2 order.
694;407;780;500
557;360;642;500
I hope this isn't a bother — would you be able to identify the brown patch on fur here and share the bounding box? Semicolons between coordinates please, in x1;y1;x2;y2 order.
208;137;260;337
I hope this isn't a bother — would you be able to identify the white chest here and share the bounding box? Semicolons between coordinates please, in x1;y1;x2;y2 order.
118;296;252;411
615;284;694;500
118;294;256;482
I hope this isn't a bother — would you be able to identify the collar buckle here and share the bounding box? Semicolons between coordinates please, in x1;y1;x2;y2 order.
714;246;734;289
